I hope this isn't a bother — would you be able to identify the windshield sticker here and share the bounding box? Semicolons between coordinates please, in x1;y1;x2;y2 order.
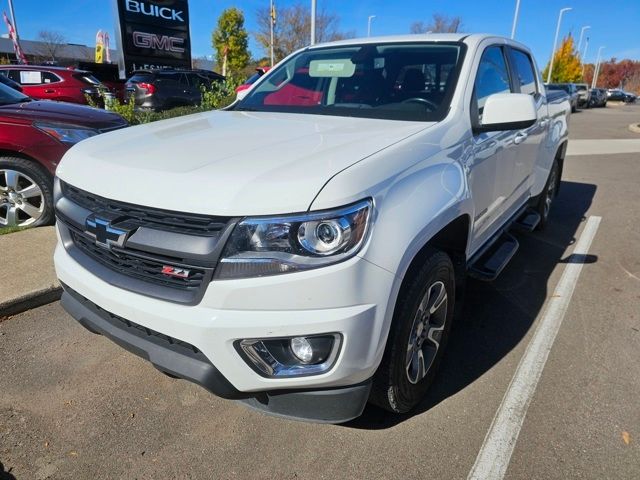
20;71;43;84
309;59;355;78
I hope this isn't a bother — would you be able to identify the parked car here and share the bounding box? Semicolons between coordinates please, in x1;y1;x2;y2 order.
0;73;22;92
54;34;570;423
589;88;607;108
76;62;126;102
0;83;128;228
575;83;591;108
0;65;104;105
236;66;271;100
545;83;579;112
607;89;636;103
125;68;225;111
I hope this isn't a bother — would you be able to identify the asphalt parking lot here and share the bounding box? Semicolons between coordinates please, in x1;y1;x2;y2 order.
1;104;639;480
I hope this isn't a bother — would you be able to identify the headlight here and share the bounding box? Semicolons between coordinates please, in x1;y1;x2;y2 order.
34;122;100;145
216;199;372;279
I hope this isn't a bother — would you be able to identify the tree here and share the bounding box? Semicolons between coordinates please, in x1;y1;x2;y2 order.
541;34;582;83
410;14;463;34
37;30;66;63
212;8;250;76
583;58;640;91
255;4;354;62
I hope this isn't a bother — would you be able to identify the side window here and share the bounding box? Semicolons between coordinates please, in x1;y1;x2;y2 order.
156;73;180;86
6;70;20;82
474;46;512;113
510;49;537;95
41;72;61;84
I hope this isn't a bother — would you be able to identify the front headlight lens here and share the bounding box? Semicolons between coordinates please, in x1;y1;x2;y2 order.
217;199;372;279
35;122;100;145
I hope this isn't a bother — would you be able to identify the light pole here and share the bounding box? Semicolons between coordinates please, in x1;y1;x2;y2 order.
581;36;590;78
7;0;19;39
269;0;275;66
577;26;590;56
367;15;376;37
547;7;572;84
511;0;521;39
592;46;605;89
310;0;316;45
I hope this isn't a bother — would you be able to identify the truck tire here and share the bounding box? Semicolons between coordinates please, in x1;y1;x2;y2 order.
535;159;559;231
0;156;54;228
370;248;455;413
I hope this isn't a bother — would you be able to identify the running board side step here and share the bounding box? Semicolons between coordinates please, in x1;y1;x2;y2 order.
513;209;541;232
468;233;519;281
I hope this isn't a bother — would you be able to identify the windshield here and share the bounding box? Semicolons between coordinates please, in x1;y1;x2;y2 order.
236;42;465;122
0;81;30;105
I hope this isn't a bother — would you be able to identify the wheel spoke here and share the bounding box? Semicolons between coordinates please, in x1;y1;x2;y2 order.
18;183;42;199
17;201;42;220
4;170;20;190
4;205;18;226
428;282;447;315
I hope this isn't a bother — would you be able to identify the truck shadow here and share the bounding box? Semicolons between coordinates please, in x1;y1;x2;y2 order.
0;461;16;480
346;180;597;430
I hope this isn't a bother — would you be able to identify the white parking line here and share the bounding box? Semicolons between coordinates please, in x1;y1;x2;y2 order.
467;215;602;480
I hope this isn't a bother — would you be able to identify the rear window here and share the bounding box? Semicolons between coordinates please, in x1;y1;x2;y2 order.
510;49;537;95
128;73;154;84
74;73;102;86
576;85;587;91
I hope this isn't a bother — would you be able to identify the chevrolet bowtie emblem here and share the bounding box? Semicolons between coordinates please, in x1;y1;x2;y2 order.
85;215;130;249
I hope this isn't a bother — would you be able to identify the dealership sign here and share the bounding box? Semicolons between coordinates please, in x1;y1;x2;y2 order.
113;0;191;78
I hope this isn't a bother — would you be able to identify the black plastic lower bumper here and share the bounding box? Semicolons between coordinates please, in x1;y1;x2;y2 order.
60;284;371;423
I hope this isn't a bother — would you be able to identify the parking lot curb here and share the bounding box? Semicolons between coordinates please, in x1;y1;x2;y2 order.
629;123;640;134
0;285;62;320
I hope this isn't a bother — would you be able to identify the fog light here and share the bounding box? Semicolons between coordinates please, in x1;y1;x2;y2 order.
291;337;313;363
237;334;342;378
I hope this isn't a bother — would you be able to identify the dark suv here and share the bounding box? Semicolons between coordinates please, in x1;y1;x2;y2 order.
125;69;225;111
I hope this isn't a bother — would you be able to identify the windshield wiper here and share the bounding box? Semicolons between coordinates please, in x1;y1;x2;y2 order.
234;106;257;112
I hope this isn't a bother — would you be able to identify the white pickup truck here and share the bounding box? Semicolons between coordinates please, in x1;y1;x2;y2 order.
54;34;569;423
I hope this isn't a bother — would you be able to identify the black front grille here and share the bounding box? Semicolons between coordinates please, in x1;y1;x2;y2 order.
70;230;209;292
61;181;229;236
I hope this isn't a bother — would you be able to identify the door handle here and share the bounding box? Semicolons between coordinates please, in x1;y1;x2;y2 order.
44;89;55;94
514;132;528;145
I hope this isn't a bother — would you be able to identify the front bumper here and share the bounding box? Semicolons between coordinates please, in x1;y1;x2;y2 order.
54;226;395;421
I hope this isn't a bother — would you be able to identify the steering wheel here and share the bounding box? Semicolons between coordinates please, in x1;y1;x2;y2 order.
401;97;439;111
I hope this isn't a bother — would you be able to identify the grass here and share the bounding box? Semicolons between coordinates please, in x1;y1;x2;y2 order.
0;226;27;235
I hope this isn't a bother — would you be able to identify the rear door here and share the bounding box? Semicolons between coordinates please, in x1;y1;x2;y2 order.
506;47;548;205
14;70;62;100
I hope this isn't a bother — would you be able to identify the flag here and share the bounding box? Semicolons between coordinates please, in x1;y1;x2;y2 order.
104;32;111;63
271;2;276;25
2;11;27;64
95;30;104;63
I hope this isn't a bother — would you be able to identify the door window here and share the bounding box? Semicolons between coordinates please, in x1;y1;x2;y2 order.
474;46;512;113
510;49;537;95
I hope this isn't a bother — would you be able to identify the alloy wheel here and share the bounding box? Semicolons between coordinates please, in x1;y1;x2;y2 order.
0;169;45;227
405;280;448;384
543;166;558;220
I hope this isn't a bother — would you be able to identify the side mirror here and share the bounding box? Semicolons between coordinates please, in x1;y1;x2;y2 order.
474;93;537;133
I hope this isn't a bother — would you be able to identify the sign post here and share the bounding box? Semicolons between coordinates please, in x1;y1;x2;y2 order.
113;0;192;79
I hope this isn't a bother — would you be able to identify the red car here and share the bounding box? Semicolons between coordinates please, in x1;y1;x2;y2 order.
0;82;127;228
0;65;104;105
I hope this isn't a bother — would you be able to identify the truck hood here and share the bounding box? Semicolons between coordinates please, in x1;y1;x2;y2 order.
57;110;430;216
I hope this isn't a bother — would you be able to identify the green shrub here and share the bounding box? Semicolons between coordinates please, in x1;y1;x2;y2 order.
86;76;243;126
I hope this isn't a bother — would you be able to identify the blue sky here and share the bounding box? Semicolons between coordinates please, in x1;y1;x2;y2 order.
6;0;640;67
